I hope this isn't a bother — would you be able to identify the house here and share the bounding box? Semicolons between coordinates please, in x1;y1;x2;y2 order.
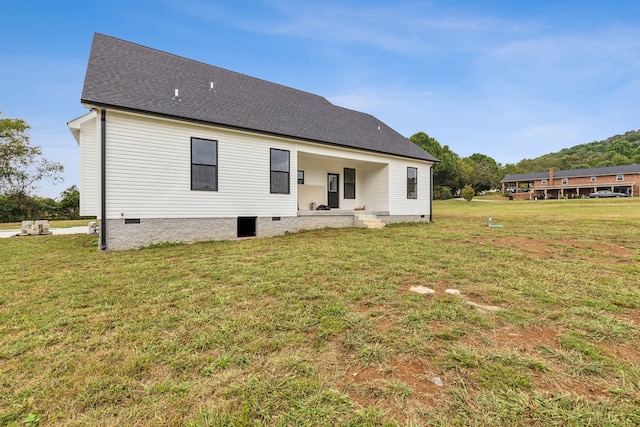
501;165;640;200
68;34;439;250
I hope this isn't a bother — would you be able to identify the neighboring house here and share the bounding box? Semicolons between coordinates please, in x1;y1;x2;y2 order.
501;165;640;200
68;34;438;250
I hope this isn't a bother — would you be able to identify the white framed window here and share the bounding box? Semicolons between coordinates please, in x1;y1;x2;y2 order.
407;167;417;199
617;174;624;181
191;137;218;191
270;149;290;194
344;168;356;199
541;179;547;184
562;178;568;185
591;176;596;182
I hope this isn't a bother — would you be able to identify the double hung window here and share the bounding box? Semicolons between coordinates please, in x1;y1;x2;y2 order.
271;149;290;194
191;138;217;191
344;168;356;199
407;167;417;199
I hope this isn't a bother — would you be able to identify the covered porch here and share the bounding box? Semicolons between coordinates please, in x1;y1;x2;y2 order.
529;183;634;199
296;151;390;212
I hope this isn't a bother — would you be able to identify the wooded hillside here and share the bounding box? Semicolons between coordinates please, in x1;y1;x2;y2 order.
505;129;640;174
410;129;640;199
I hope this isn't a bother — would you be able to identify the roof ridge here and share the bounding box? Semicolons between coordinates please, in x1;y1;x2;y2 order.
81;33;439;162
92;33;333;106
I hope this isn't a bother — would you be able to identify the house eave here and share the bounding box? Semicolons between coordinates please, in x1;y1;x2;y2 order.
67;110;97;144
81;101;438;164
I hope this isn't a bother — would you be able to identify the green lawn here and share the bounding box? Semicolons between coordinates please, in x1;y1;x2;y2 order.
2;199;639;426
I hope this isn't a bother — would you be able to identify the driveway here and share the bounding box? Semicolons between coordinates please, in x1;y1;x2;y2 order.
0;226;89;239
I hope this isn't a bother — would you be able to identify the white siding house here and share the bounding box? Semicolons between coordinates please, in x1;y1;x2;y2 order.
68;111;99;217
68;34;438;250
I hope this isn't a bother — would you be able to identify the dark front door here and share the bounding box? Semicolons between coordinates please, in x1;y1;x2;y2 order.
327;173;339;208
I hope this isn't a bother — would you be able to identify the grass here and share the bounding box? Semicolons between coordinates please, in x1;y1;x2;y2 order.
1;198;640;425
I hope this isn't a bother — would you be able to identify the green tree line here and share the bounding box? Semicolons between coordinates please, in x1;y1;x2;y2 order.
0;185;81;223
1;113;81;222
4;110;638;211
411;129;640;199
503;130;640;175
410;132;501;198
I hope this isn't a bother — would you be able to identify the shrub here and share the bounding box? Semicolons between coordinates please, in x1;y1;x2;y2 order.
434;185;453;200
440;186;453;200
461;184;475;201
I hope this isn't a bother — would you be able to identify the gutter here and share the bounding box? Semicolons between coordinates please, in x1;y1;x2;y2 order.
100;108;107;250
429;166;434;222
81;101;440;164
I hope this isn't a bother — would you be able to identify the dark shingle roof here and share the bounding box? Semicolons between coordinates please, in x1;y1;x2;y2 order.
81;33;438;162
502;164;640;182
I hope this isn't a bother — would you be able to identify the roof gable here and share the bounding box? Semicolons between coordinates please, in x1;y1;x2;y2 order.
81;33;437;162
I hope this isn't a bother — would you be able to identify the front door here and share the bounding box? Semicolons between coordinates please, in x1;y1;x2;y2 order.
327;173;339;208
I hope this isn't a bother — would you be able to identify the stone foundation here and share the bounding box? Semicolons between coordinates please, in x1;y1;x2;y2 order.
102;214;430;251
257;215;354;238
379;215;429;224
104;217;237;251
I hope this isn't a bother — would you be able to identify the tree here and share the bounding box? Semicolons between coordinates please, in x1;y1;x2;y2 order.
0;113;64;196
465;153;500;192
58;185;80;219
410;132;462;196
409;132;442;158
455;157;473;193
606;139;632;157
609;153;630;166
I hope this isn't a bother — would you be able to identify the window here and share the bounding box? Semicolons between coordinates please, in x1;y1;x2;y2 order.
591;176;597;182
270;149;290;194
562;178;568;185
344;168;356;199
407;167;417;199
297;170;304;185
541;179;547;184
617;174;624;181
191;138;217;191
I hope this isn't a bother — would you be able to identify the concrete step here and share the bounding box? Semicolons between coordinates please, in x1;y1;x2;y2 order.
355;214;386;229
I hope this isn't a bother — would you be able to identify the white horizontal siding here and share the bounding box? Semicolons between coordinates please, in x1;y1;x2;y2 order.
104;111;296;219
388;160;432;216
79;117;98;216
359;162;389;211
98;110;432;220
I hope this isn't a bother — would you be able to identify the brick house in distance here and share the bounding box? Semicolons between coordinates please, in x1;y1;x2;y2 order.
501;164;640;200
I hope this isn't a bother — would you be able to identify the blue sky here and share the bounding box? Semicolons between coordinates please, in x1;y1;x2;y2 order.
1;0;639;198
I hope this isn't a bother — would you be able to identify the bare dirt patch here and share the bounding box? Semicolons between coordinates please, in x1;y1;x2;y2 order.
541;378;610;399
341;356;447;422
625;309;640;325
483;325;560;351
479;236;636;262
345;358;443;395
600;342;640;363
